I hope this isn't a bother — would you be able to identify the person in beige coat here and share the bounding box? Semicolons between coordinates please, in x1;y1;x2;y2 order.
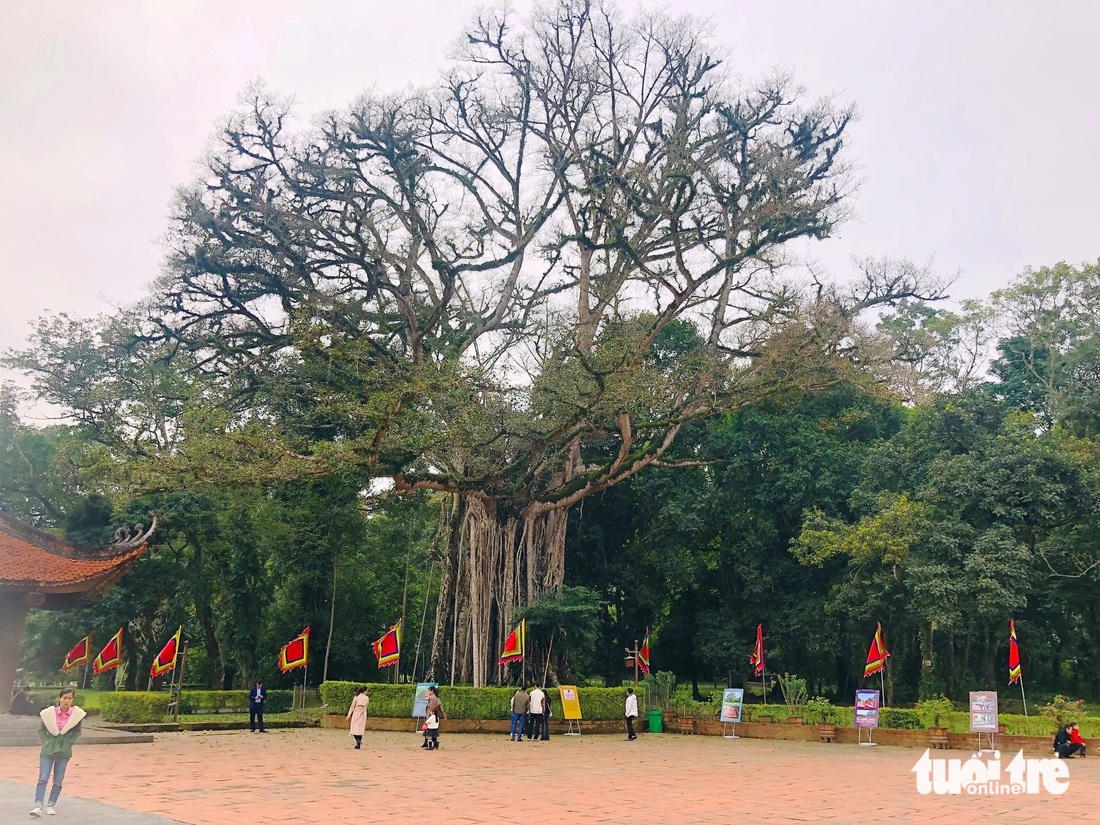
347;687;369;749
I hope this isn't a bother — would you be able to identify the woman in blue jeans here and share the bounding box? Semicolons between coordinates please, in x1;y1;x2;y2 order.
31;687;85;817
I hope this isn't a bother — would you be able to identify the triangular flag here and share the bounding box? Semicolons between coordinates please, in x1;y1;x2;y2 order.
372;621;402;668
864;622;890;678
750;624;765;677
93;628;124;675
150;627;182;677
498;619;525;664
1008;619;1022;685
278;627;310;673
638;628;651;676
62;635;91;672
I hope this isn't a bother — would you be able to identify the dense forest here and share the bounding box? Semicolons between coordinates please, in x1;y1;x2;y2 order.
2;1;1098;707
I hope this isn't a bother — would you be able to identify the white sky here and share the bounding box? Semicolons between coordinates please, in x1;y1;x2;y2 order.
2;0;1099;359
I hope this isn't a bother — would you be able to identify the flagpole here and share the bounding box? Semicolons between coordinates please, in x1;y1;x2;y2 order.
762;672;767;706
542;629;556;687
1019;674;1028;717
880;670;885;704
174;641;189;722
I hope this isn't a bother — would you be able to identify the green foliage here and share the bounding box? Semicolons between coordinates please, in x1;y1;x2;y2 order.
879;708;922;730
915;695;955;728
803;697;839;725
643;671;677;711
1040;695;1089;726
99;692;170;723
777;673;809;709
177;690;292;715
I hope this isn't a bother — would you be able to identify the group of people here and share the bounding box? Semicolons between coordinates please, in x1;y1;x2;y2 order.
508;684;553;741
344;684;447;751
1054;722;1088;759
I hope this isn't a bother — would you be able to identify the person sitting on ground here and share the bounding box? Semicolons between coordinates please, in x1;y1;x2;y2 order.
1070;722;1088;758
10;688;36;716
1054;723;1085;759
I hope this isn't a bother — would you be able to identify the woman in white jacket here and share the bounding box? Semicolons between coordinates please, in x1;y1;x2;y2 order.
346;687;369;749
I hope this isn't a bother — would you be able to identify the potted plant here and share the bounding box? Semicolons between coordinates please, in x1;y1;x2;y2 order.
644;671;679;730
916;695;954;748
777;673;808;725
675;700;696;733
805;696;838;741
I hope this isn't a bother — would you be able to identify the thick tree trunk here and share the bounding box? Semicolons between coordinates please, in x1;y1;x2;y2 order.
427;494;568;686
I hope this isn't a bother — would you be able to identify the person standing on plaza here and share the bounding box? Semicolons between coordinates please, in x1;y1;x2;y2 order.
422;686;446;749
625;687;638;741
346;686;369;749
249;679;267;733
30;687;85;817
528;684;546;741
541;690;552;740
424;710;440;750
510;685;530;741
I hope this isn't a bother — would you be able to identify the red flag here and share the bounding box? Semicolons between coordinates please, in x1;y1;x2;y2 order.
749;624;765;677
498;620;525;664
278;627;310;673
372;621;402;668
1008;619;1022;685
638;628;651;676
864;622;890;678
150;627;182;677
93;628;124;675
61;635;91;672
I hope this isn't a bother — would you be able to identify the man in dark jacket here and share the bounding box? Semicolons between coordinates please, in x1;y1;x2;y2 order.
249;680;267;733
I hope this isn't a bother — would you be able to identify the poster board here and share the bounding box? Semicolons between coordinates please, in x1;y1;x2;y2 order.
720;688;744;723
854;689;880;728
969;691;998;732
412;682;438;718
559;685;582;719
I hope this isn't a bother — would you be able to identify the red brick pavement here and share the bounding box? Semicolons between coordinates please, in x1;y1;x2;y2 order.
0;729;1095;824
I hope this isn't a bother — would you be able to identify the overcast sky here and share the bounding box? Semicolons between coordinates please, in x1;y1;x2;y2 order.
2;1;1099;359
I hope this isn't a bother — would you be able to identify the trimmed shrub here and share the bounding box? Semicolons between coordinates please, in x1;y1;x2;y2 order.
100;692;169;723
880;708;922;730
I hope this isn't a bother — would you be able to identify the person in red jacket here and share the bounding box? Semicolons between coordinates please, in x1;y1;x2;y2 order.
1070;722;1088;757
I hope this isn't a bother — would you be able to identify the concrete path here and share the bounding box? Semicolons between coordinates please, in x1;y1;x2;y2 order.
0;778;183;823
0;728;1095;823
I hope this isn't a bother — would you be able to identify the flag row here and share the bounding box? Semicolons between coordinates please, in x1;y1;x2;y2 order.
60;618;1030;686
58;622;401;678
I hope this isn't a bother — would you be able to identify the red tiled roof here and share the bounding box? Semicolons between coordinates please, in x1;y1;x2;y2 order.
0;512;147;589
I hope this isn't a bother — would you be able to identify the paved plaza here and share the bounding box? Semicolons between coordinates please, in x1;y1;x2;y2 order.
0;728;1096;824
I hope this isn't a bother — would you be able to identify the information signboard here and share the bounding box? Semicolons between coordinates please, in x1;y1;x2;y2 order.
720;688;744;723
854;689;880;729
969;691;999;733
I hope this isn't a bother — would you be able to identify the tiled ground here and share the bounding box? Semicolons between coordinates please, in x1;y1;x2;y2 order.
0;728;1095;824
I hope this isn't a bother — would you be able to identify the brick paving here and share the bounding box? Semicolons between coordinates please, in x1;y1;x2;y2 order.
0;728;1095;824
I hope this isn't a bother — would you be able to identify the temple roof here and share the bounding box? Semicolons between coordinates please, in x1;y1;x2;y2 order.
0;511;152;604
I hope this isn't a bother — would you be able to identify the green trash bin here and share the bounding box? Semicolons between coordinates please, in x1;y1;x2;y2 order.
647;709;663;733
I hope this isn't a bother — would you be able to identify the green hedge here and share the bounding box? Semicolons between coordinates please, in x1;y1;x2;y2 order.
23;690;92;711
319;682;646;721
880;708;922;730
100;692;169;723
177;690;292;715
99;690;293;722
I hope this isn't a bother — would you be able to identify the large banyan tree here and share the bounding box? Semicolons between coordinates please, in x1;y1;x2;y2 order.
147;0;941;684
